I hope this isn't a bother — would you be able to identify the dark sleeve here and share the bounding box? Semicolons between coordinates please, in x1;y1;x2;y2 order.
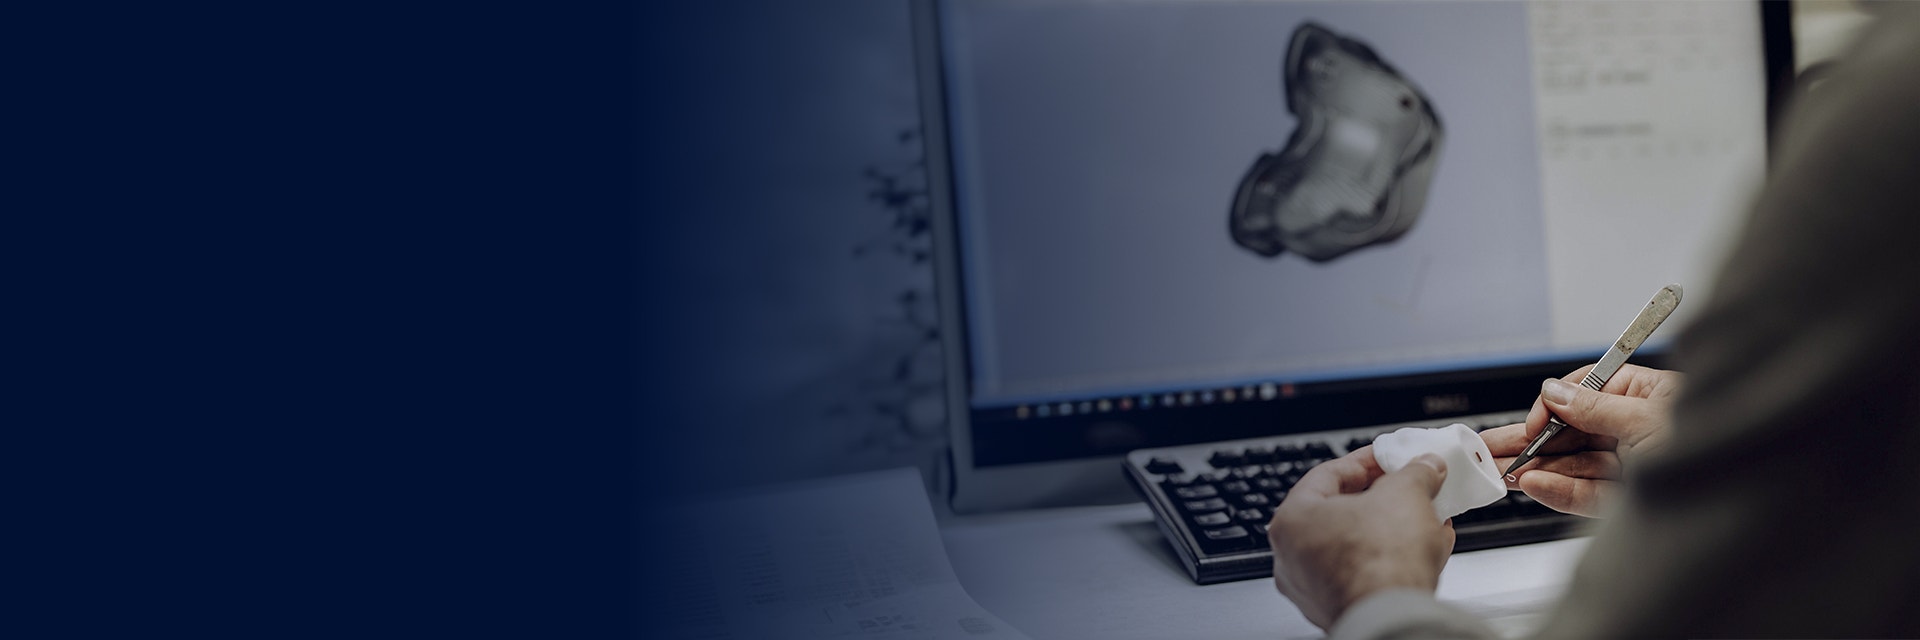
1536;9;1920;639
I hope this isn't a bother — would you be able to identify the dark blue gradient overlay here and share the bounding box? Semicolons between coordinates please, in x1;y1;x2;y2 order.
13;3;646;637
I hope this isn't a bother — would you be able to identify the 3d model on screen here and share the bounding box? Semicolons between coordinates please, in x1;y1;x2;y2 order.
1230;22;1444;262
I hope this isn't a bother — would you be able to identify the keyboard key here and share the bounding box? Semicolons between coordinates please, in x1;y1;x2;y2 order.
1203;525;1250;540
1244;446;1277;463
1174;485;1218;500
1238;492;1270;507
1184;498;1228;512
1144;457;1184;475
1208;449;1247;468
1195;524;1258;554
1193;511;1231;526
1235;508;1267;522
1253;477;1285;490
1164;473;1198;486
1233;465;1268;479
1251;522;1269;537
1221;480;1250;494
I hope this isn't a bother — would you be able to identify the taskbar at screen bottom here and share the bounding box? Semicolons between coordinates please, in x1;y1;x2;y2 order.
999;381;1298;423
964;354;1667;467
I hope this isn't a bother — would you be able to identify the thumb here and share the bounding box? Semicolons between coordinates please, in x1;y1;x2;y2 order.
1540;378;1651;439
1374;453;1448;499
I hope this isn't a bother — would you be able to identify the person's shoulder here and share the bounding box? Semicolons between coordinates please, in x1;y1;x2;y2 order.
1846;7;1920;82
1801;7;1920;108
1772;9;1920;173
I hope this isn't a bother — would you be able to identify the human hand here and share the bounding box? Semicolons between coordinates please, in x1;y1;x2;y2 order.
1480;364;1682;517
1268;447;1453;629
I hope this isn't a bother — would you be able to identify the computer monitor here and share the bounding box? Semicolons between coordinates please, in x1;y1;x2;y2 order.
915;0;1794;512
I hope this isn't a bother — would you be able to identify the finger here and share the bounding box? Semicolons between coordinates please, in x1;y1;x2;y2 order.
1346;445;1385;476
1526;366;1677;437
1481;423;1600;457
1496;451;1621;489
1289;446;1384;498
1369;453;1448;501
1540;378;1659;440
1480;423;1529;457
1605;364;1684;400
1516;470;1616;518
1525;450;1621;481
1524;365;1596;439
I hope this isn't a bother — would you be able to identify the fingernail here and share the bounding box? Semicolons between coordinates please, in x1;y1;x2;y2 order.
1412;453;1447;477
1542;378;1575;406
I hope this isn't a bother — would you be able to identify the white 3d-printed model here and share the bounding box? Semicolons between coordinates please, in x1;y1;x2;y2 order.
1372;423;1506;521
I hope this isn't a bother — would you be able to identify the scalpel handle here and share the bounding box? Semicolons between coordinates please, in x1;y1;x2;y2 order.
1582;284;1685;392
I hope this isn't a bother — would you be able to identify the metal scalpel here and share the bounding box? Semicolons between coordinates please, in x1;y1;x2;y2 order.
1501;284;1685;482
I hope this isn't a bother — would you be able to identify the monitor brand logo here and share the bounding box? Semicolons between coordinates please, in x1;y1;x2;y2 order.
1422;394;1470;415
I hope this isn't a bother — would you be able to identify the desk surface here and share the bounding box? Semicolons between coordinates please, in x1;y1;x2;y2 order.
942;502;1590;639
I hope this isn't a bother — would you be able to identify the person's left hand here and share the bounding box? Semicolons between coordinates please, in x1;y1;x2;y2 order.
1268;446;1454;629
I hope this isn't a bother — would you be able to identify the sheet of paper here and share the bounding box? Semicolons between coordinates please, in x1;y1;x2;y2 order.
653;468;1030;640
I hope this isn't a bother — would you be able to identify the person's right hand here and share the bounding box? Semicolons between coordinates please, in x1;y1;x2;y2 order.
1479;364;1681;517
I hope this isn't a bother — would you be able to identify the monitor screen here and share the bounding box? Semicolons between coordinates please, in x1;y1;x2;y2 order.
931;0;1772;465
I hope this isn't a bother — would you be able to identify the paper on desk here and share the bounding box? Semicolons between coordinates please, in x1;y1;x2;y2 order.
652;468;1030;640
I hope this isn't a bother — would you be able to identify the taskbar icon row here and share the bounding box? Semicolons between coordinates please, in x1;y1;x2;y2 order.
1012;381;1298;420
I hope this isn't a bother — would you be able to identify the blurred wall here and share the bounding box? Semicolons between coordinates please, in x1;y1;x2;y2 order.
648;2;945;490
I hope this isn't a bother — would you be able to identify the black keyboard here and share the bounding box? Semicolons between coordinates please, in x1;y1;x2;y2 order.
1122;411;1590;584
